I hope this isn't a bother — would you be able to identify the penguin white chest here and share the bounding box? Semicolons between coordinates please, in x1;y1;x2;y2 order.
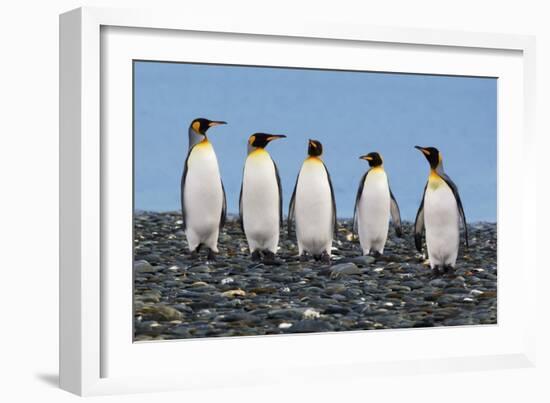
183;141;223;246
242;150;280;252
357;168;390;253
424;176;460;267
295;158;333;255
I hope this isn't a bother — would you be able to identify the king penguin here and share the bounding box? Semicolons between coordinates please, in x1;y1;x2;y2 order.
239;133;286;261
353;152;402;257
181;118;227;260
288;139;337;263
414;146;468;275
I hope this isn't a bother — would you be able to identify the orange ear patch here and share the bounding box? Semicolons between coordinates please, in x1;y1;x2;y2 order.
192;121;200;133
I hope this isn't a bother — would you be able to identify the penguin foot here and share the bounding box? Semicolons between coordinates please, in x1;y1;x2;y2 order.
443;265;455;278
251;250;262;261
369;250;382;259
263;250;276;262
431;266;442;278
263;251;282;266
206;249;217;262
299;254;309;262
189;244;202;259
320;251;331;264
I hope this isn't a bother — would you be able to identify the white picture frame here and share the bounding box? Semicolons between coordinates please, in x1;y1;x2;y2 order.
59;6;537;396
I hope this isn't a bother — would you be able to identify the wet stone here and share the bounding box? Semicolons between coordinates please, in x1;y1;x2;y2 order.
330;263;361;279
284;320;334;333
350;255;376;266
134;260;156;273
133;214;497;340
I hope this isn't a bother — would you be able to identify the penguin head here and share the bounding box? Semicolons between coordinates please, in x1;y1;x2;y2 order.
415;146;441;170
308;139;323;157
359;152;383;167
248;133;286;149
190;118;227;135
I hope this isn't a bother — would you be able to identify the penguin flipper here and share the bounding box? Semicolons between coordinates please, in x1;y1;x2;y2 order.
220;180;227;231
353;171;369;234
440;173;468;248
287;173;299;237
180;150;191;231
238;181;244;232
321;161;338;238
389;186;403;237
414;182;428;252
273;160;283;227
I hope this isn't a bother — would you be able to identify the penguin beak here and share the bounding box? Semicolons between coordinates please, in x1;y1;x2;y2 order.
415;145;430;156
208;121;227;127
359;155;373;161
266;134;286;142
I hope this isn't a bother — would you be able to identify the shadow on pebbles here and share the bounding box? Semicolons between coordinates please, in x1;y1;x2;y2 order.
133;212;497;341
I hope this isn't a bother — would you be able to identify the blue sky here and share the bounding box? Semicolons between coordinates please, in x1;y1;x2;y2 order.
134;61;496;222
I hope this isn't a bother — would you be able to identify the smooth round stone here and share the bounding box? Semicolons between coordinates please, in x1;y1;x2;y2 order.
302;286;323;295
188;284;217;292
325;283;347;294
140;292;162;303
169;326;192;338
220;312;259;323
140;304;183;321
401;280;423;289
189;265;210;273
173;303;193;313
134;260;156;273
187;273;212;282
330;263;361;279
284;319;334;333
389;285;412;293
350;255;376;266
437;295;462;305
324;305;350;315
429;279;447;288
344;288;363;298
445;287;468;294
267;308;305;320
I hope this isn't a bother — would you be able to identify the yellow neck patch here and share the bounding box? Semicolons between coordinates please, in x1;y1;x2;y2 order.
193;138;211;150
305;156;322;165
188;139;214;167
248;148;269;159
428;170;444;190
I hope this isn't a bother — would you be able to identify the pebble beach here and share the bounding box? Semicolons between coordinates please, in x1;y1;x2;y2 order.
134;211;497;341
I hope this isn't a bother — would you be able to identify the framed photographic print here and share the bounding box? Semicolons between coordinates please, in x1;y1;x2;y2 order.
60;6;537;396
